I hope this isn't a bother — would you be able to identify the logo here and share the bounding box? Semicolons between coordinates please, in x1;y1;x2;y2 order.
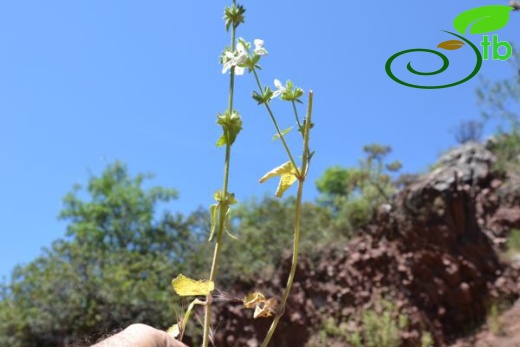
385;5;514;89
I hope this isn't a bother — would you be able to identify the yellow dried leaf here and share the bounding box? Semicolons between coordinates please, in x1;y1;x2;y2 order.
171;274;214;296
259;161;299;198
254;303;274;319
259;161;295;183
275;171;298;198
243;292;266;308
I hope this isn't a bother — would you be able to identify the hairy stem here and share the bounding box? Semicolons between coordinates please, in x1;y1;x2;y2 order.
260;91;313;347
291;100;303;136
202;19;237;347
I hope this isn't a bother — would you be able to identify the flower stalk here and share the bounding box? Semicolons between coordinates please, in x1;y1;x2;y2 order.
202;3;243;346
260;91;313;347
170;3;314;346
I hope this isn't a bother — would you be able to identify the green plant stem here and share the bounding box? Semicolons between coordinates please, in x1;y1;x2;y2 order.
202;23;237;347
252;69;299;171
260;91;313;347
291;100;303;136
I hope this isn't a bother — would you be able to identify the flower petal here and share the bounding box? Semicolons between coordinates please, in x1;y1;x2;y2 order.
222;62;232;74
254;48;268;56
235;66;245;75
237;42;247;54
236;54;248;65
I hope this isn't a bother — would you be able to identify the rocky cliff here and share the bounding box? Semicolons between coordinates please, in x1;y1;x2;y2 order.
211;142;520;347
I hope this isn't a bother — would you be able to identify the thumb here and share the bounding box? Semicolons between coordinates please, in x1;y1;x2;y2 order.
160;329;189;347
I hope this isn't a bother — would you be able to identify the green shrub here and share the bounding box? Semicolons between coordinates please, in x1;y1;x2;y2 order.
420;331;434;347
315;144;401;235
348;298;408;347
308;296;413;347
487;301;505;336
488;129;520;173
218;196;343;282
507;228;520;253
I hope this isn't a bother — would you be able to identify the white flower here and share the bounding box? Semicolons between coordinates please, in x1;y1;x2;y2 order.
272;79;286;98
236;42;248;62
234;66;245;75
222;42;248;76
254;39;268;56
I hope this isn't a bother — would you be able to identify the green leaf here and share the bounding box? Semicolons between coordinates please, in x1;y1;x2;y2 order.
208;203;218;241
216;111;242;147
171;274;214;296
228;194;237;205
252;87;273;105
224;208;238;240
216;134;226;147
259;161;299;198
272;127;293;141
252;91;264;104
453;5;513;35
223;4;246;31
263;87;274;101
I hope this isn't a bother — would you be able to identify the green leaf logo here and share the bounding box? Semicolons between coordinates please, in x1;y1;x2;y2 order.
453;5;513;35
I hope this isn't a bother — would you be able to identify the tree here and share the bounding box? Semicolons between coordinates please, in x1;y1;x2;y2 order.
316;166;362;210
476;45;520;195
451;119;484;144
477;50;520;129
315;144;402;234
0;161;205;347
217;196;337;282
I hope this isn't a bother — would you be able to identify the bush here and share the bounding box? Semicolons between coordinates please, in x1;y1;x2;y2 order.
348;297;408;347
487;129;520;173
307;295;416;347
315;144;402;235
218;196;343;282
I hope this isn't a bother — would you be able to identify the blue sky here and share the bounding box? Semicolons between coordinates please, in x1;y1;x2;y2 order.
1;1;519;280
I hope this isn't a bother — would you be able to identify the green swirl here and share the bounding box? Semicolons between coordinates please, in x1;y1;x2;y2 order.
385;31;483;89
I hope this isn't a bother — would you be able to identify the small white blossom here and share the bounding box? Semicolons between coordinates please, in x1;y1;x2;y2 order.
221;42;248;75
236;42;248;61
272;79;286;98
234;66;245;75
253;39;268;56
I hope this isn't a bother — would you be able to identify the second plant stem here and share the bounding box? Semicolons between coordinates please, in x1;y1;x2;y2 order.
260;91;313;347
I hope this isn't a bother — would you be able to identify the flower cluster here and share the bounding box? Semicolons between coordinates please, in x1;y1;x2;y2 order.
220;39;267;75
252;79;305;105
271;79;304;102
